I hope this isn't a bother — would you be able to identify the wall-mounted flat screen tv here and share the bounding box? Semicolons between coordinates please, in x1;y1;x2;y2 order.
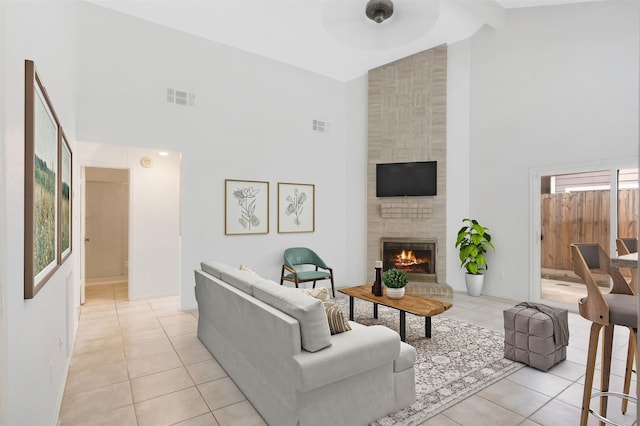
376;161;437;197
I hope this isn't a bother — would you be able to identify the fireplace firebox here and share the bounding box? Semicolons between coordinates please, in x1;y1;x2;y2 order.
381;238;437;282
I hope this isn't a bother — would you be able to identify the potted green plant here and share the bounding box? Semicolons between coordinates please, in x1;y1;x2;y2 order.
383;268;409;299
455;218;495;296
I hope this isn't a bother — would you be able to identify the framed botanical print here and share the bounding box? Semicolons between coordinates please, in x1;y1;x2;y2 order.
278;182;315;233
225;179;269;235
24;59;61;298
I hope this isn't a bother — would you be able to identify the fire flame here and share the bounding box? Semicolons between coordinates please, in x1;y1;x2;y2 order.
395;250;418;266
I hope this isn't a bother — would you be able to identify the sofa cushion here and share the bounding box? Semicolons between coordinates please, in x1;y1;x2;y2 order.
394;342;417;373
201;260;233;279
292;325;401;392
253;280;331;352
219;268;266;295
324;303;351;335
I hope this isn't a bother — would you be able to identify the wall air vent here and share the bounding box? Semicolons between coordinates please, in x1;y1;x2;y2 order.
166;88;195;107
313;119;329;133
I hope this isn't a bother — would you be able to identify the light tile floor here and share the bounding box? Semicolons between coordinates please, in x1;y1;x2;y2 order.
59;283;265;426
59;283;638;426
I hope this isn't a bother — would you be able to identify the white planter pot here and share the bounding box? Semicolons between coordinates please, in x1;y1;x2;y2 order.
465;274;484;297
385;287;405;299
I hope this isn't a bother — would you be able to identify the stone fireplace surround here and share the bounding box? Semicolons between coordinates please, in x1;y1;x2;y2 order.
367;46;451;299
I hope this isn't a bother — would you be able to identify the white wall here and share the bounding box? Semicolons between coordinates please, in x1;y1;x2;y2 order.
1;1;80;424
446;38;472;292
345;76;369;282
129;148;181;299
0;2;5;420
73;2;359;309
467;1;639;300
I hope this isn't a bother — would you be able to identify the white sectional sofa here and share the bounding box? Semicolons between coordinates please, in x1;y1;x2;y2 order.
194;260;416;426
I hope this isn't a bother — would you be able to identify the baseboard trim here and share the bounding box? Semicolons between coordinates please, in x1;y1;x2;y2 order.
85;275;128;286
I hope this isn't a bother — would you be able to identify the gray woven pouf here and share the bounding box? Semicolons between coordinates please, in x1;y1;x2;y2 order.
503;305;568;371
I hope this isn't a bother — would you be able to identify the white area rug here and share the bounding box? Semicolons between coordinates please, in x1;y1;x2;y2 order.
334;297;524;425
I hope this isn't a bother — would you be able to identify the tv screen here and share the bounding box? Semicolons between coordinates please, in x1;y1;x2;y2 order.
376;161;437;197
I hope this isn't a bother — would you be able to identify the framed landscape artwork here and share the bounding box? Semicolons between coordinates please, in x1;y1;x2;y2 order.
24;60;61;299
278;182;315;233
225;179;269;235
59;131;72;263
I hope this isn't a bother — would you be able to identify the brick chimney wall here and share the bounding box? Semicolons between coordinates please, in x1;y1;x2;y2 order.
367;45;447;287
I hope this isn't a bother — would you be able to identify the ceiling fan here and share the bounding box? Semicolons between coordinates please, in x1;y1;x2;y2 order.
366;0;395;23
323;0;441;50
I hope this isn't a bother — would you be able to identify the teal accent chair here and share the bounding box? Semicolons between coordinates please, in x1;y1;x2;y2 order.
280;247;335;297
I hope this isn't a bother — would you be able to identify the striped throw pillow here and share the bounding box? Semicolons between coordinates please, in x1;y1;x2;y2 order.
324;302;351;335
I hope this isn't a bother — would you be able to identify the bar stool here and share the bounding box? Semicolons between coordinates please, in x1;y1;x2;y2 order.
571;243;638;425
615;237;638;415
617;237;638;254
616;237;638;294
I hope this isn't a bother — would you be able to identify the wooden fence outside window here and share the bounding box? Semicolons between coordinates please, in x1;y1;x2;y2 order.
541;189;638;271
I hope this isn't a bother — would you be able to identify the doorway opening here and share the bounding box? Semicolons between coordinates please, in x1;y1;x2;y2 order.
535;166;638;306
83;167;130;303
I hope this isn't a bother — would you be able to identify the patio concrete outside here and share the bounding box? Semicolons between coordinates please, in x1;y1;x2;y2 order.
541;277;588;306
540;267;634;307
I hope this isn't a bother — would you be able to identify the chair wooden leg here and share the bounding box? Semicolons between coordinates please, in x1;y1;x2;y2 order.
599;325;615;425
330;275;335;298
582;323;603;426
622;328;637;414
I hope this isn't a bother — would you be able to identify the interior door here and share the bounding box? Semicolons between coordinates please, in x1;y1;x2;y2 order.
85;168;129;281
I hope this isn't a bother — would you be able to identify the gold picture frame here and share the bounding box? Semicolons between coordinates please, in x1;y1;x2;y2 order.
225;179;269;235
278;182;315;233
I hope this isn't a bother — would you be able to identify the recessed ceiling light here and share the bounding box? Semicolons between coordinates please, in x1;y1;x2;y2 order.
159;151;169;156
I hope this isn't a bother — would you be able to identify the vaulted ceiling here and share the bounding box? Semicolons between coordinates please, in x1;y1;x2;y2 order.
86;0;603;81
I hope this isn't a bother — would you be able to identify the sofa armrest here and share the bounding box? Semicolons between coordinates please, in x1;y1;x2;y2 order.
292;325;402;392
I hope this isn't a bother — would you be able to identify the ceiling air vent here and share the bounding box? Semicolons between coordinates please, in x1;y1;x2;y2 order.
167;88;195;107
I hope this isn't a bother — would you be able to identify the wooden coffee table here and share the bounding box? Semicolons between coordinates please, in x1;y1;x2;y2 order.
338;284;452;342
